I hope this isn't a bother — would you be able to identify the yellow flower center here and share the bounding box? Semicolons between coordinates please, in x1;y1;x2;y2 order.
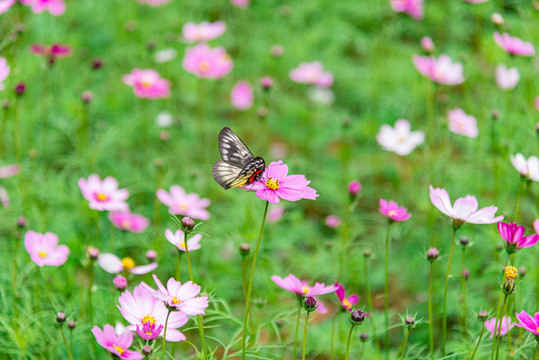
179;242;186;250
121;257;135;270
343;299;352;309
96;193;108;201
39;251;47;258
113;345;125;355
141;80;151;88
142;315;156;326
178;203;188;211
302;286;310;295
199;60;211;72
536;327;539;333
120;220;131;229
388;210;397;217
265;177;280;190
504;266;518;280
172;297;181;305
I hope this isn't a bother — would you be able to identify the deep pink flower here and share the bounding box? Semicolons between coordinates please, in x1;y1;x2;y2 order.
348;181;362;196
182;21;226;43
0;57;10;90
412;54;465;85
24;230;69;267
484;316;515;338
335;283;360;312
109;211;149;233
78;174;129;212
390;0;424;20
230;0;249;7
271;274;337;297
0;164;19;178
118;283;189;342
98;253;157;275
494;32;535;57
447;108;478;138
379;199;412;222
134;0;171;5
0;0;16;14
325;215;341;228
267;205;285;223
92;324;143;359
515;310;539;336
246;160;318;204
165;229;202;252
289;62;334;88
182;44;233;79
156;185;210;220
136;321;163;341
20;0;66;16
145;275;209;315
30;43;71;61
122;69;171;99
230;81;253;110
429;186;504;224
498;222;539;253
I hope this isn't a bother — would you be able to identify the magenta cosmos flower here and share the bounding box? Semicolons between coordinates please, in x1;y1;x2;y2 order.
30;43;71;62
182;21;226;43
230;81;254;110
484;316;515;338
91;324;143;360
0;57;10;91
515;310;539;336
498;222;539;254
335;283;360;312
376;119;425;156
0;164;19;178
412;54;465;85
429;186;503;225
109;211;149;233
20;0;66;16
271;274;337;297
118;283;189;341
165;229;202;252
78;174;129;212
145;275;209;315
379;199;412;222
289;61;334;88
134;0;171;5
510;154;539;182
447;108;478;138
156;185;210;220
389;0;424;19
182;44;233;79
493;32;535;57
98;253;157;275
122;69;171;99
24;230;69;267
245;160;318;205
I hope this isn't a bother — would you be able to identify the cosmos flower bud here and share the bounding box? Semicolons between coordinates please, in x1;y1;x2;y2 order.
348;181;361;197
146;249;157;261
421;36;434;52
519;266;526;278
68;320;76;330
2;100;9;109
459;236;470;247
426;247;439;261
113;275;128;291
363;250;371;258
360;333;369;342
491;12;504;25
56;312;66;324
303;296;318;312
502;266;518;294
153;158;163;168
91;58;103;70
142;345;152;355
147;41;156;51
462;269;470;280
271;44;284;57
405;316;415;327
16;216;26;228
160;130;170;142
477;310;488;321
240;243;250;257
181;216;195;231
491;110;500;120
81;91;93;103
87;246;99;260
14;82;26;96
260;76;274;90
257;106;268;119
350;309;369;325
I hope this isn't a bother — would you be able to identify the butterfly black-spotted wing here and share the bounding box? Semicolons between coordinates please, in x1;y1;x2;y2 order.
212;127;265;190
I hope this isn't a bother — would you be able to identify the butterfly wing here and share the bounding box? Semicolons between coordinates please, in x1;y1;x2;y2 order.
212;161;245;190
217;127;255;168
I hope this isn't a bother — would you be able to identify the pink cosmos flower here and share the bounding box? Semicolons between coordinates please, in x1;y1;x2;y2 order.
98;253;157;275
421;37;434;52
118;283;189;342
335;283;360;312
24;230;69;267
134;0;171;5
271;274;337;297
390;0;424;20
136;321;163;341
498;222;539;253
496;64;519;90
315;299;329;314
429;186;504;225
447;108;478;138
91;324;143;360
182;44;233;79
348;181;362;196
463;0;489;3
182;21;226;43
535;97;539;110
156;185;210;220
20;0;66;16
30;43;71;62
245;160;318;205
325;215;341;228
412;54;465;85
145;275;209;315
78;174;129;212
122;69;171;99
0;164;19;178
0;57;10;91
379;199;412;222
0;186;9;208
289;62;334;88
493;32;535;57
267;205;285;223
510;154;539;182
484;316;515;338
534;219;539;235
230;81;254;110
109;211;149;233
376;119;425;155
165;229;202;252
230;0;249;7
515;310;539;336
0;0;16;14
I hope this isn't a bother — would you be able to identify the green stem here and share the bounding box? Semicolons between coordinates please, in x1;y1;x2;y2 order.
241;255;248;301
59;326;74;360
384;221;392;359
161;309;172;360
13;97;20;163
461;248;467;335
513;177;524;222
441;227;458;356
0;107;6;157
88;262;94;325
293;302;302;359
363;257;380;350
470;326;485;360
302;311;310;360
331;314;337;360
241;201;269;360
534;342;539;360
399;328;411;360
428;262;434;360
175;252;182;280
345;324;356;360
491;255;511;360
183;233;194;282
495;296;509;360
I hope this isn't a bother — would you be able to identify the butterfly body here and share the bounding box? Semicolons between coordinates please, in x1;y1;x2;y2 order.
212;127;265;190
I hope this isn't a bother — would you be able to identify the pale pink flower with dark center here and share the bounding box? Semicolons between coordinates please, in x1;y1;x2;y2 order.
335;283;360;312
389;0;424;20
182;44;233;79
165;229;202;252
0;57;10;90
376;119;424;155
271;274;337;297
145;275;209;315
0;164;19;177
484;316;515;338
494;32;535;57
230;81;253;110
498;222;539;254
109;211;149;233
510;153;539;182
0;0;16;14
515;310;539;336
20;0;66;16
24;230;69;267
379;199;412;222
289;61;334;88
78;174;129;212
156;185;210;220
91;324;143;359
246;160;318;204
447;108;478;138
122;69;170;99
134;0;171;5
183;21;226;43
230;0;249;7
412;54;465;85
98;253;157;275
429;186;503;225
496;64;519;90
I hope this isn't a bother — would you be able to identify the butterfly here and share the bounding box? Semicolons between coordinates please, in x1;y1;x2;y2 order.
212;127;266;190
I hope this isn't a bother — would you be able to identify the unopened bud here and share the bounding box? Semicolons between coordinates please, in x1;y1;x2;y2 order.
56;312;66;324
240;243;250;256
459;236;470;247
91;58;104;70
81;91;93;103
477;310;488;321
303;296;318;312
348;181;361;196
88;246;99;260
146;249;157;261
350;309;368;325
14;82;26;96
405;316;415;326
360;333;369;342
142;345;152;355
271;44;284;57
363;250;371;258
181;216;195;231
260;76;274;90
68;320;76;330
114;275;127;291
16;216;26;228
426;247;439;261
491;12;504;25
462;269;470;280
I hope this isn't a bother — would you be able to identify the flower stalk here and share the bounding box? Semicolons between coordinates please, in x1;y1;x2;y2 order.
441;226;458;356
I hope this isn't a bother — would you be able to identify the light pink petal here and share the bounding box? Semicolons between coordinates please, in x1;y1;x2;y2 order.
98;253;123;273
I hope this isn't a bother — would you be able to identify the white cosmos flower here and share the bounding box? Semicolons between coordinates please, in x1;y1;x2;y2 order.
376;119;425;156
510;153;539;181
